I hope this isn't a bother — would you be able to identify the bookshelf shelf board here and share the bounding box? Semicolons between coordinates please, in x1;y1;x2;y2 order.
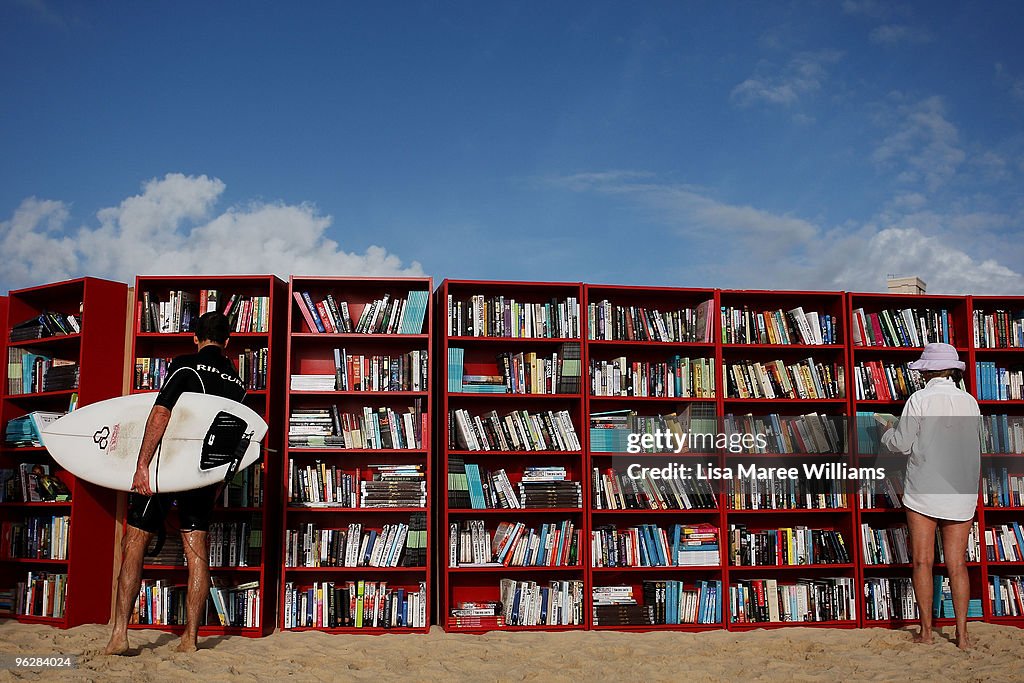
5;389;79;401
286;506;427;513
591;508;720;515
972;347;1024;354
860;562;983;570
852;345;970;353
287;448;428;456
289;390;428;398
129;624;263;635
983;507;1024;512
591;565;720;572
0;446;50;453
724;507;853;515
290;333;429;341
447;508;584;515
726;563;857;572
141;565;262;572
587;395;715;403
721;343;845;351
284;626;429;634
591;623;722;632
1;614;63;626
0;557;69;565
980;454;1024;459
986;560;1024;566
977;400;1024;406
447;565;583;573
448;392;582;400
587;340;715;350
0;501;73;508
448;450;581;457
8;334;81;348
988;616;1024;623
447;336;581;345
444;624;582;633
283;566;426;573
722;398;847;405
727;620;858;630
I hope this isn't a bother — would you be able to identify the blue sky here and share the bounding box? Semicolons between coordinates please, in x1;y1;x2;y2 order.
1;0;1023;294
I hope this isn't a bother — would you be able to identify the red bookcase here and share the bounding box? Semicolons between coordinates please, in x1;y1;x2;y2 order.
584;284;723;631
969;295;1024;626
846;292;985;628
282;277;432;633
127;275;287;636
719;289;857;630
0;277;128;627
437;280;587;632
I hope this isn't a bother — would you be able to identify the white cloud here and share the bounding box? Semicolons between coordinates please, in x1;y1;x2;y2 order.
0;173;423;291
731;50;843;108
872;95;965;192
869;24;933;45
550;171;1024;294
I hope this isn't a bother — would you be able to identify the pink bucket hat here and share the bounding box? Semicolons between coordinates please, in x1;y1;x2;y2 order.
908;342;965;371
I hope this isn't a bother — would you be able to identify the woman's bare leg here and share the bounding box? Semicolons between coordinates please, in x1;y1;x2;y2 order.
906;508;937;643
939;518;974;650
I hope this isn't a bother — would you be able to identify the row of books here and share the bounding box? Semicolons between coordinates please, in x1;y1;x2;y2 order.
135;347;269;391
497;578;584;627
128;579;257;627
720;306;836;346
3;572;67;619
589;406;717;454
285;517;426;568
448;345;582;395
222;465;262;508
982;415;1024;455
986;523;1024;563
592;523;720;568
860;524;911;565
450;408;581;452
852;307;955;348
933;577;984;618
591;466;717;510
7;349;78;394
725;358;844;399
984;467;1024;508
863;577;916;620
288;402;425;450
140;290;271;334
722;412;845;454
589;356;716;398
282;580;427;629
287;462;427;509
290;349;429;392
990;575;1024;617
728;525;850;567
727;471;849;510
446;295;581;339
592;581;722;626
294;291;429;335
974;309;1024;349
729;577;856;623
857;475;904;509
9;311;80;341
0;463;69;503
852;361;924;401
588;299;714;343
449;519;580;567
0;516;69;560
975;362;1022;401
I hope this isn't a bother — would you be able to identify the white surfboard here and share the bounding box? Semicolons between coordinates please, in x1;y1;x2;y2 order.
40;392;268;493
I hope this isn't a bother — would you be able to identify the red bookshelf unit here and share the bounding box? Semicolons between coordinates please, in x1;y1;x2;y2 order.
847;292;987;629
127;275;287;636
584;284;723;631
970;295;1024;626
282;277;432;633
438;280;587;632
0;277;128;627
718;289;857;630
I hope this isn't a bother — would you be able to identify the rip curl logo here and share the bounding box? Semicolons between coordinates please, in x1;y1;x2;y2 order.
93;426;110;450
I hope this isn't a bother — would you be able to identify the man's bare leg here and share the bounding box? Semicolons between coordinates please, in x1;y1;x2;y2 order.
177;530;209;652
104;526;153;655
939;518;974;650
906;508;937;644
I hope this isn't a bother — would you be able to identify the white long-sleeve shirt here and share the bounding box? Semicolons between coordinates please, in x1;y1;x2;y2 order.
881;377;981;521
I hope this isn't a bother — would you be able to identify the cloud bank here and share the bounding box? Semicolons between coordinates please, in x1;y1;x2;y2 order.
0;173;423;291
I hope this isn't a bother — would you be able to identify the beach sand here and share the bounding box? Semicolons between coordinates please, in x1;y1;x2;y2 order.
1;621;1023;682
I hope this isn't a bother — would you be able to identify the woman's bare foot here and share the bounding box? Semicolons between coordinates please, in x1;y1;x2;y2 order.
174;639;197;653
955;631;971;650
912;629;933;644
103;635;130;656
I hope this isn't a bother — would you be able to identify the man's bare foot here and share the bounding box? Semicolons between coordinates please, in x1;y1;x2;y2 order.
174;639;197;653
103;635;130;656
912;629;933;644
955;632;971;650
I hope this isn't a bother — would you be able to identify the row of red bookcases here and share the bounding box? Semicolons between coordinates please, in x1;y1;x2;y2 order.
0;276;1021;635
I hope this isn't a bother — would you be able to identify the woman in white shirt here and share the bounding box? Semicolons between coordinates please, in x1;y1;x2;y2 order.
880;342;980;650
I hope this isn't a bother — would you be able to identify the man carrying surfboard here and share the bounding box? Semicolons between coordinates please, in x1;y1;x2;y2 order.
105;311;246;655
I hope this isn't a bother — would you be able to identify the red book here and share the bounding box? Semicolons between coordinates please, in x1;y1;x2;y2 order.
293;291;319;333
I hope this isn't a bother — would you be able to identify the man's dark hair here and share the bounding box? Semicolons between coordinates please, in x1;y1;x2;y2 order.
195;311;231;344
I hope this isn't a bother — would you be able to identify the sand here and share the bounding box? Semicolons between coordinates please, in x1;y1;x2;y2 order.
1;621;1022;682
